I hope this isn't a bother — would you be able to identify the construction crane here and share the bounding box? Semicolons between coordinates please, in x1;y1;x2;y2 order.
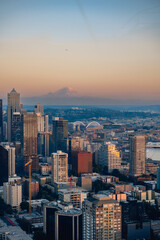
24;157;32;216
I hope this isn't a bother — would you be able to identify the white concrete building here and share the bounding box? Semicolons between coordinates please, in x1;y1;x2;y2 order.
3;181;22;211
58;188;88;208
51;151;68;184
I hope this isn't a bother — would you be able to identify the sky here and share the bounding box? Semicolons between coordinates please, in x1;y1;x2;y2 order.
0;0;160;101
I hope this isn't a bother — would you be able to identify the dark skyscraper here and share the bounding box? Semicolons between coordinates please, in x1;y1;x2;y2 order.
43;202;82;240
7;88;20;142
52;117;68;152
0;143;15;185
11;112;23;144
0;99;3;142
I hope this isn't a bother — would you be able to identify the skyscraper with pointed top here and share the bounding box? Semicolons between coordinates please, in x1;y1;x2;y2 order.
7;88;20;142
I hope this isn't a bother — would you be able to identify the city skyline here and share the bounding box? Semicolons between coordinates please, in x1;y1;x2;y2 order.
0;0;160;102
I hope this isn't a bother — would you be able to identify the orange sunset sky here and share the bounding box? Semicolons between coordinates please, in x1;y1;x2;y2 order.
0;0;160;101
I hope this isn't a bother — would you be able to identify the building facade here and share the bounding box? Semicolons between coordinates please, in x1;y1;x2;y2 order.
52;117;68;152
98;142;121;173
0;143;15;185
51;151;68;184
3;180;22;211
7;88;20;142
43;201;82;240
23;113;39;172
129;135;146;176
83;195;122;240
72;151;92;175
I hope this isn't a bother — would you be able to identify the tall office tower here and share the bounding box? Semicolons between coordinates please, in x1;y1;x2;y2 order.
0;99;3;142
44;114;49;132
98;142;122;173
37;132;51;157
55;208;82;240
7;88;20;142
83;195;122;240
34;103;44;114
43;201;82;240
72;151;92;175
3;180;22;211
52;117;68;152
0;143;15;185
36;112;45;132
23;113;39;172
129;135;146;176
51;151;68;184
11;112;23;144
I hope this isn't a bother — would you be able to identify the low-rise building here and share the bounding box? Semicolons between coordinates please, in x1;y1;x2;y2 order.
58;188;88;208
0;219;32;240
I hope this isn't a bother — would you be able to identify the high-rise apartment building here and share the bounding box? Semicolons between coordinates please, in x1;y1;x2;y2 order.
98;142;121;173
7;88;20;141
72;151;92;175
0;99;3;142
0;143;15;185
51;151;68;184
129;135;146;176
23;113;39;172
52;117;68;152
83;195;122;240
3;180;22;211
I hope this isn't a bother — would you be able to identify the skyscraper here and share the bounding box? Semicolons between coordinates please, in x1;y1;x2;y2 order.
11;112;23;144
23;113;39;172
7;88;20;142
52;117;68;152
43;201;82;240
55;208;82;240
0;143;15;185
37;132;51;157
0;99;3;142
83;194;122;240
129;135;146;176
51;151;68;184
98;142;122;173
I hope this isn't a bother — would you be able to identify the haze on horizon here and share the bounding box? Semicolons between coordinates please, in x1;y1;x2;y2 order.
0;0;160;102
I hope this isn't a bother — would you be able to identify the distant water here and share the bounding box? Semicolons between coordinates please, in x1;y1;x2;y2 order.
146;148;160;161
